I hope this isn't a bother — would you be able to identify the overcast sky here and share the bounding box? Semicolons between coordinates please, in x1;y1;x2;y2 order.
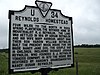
0;0;100;48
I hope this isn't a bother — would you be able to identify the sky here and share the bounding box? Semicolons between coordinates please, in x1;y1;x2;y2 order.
0;0;100;48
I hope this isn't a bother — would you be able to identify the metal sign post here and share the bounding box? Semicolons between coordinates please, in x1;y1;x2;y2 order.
8;0;74;74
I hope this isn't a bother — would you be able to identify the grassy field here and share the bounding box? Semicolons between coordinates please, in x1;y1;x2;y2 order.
0;48;100;75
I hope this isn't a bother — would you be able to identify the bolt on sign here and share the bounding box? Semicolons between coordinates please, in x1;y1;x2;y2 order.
8;1;74;73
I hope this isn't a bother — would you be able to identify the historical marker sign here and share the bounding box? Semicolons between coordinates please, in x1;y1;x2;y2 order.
8;1;74;73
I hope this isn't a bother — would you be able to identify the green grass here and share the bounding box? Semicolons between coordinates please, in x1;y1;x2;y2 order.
74;48;100;75
0;48;100;75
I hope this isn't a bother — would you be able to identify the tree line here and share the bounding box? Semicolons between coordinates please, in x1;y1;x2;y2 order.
0;49;8;53
0;44;100;53
74;44;100;48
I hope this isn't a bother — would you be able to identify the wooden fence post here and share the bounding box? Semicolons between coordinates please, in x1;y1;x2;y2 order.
76;54;78;75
